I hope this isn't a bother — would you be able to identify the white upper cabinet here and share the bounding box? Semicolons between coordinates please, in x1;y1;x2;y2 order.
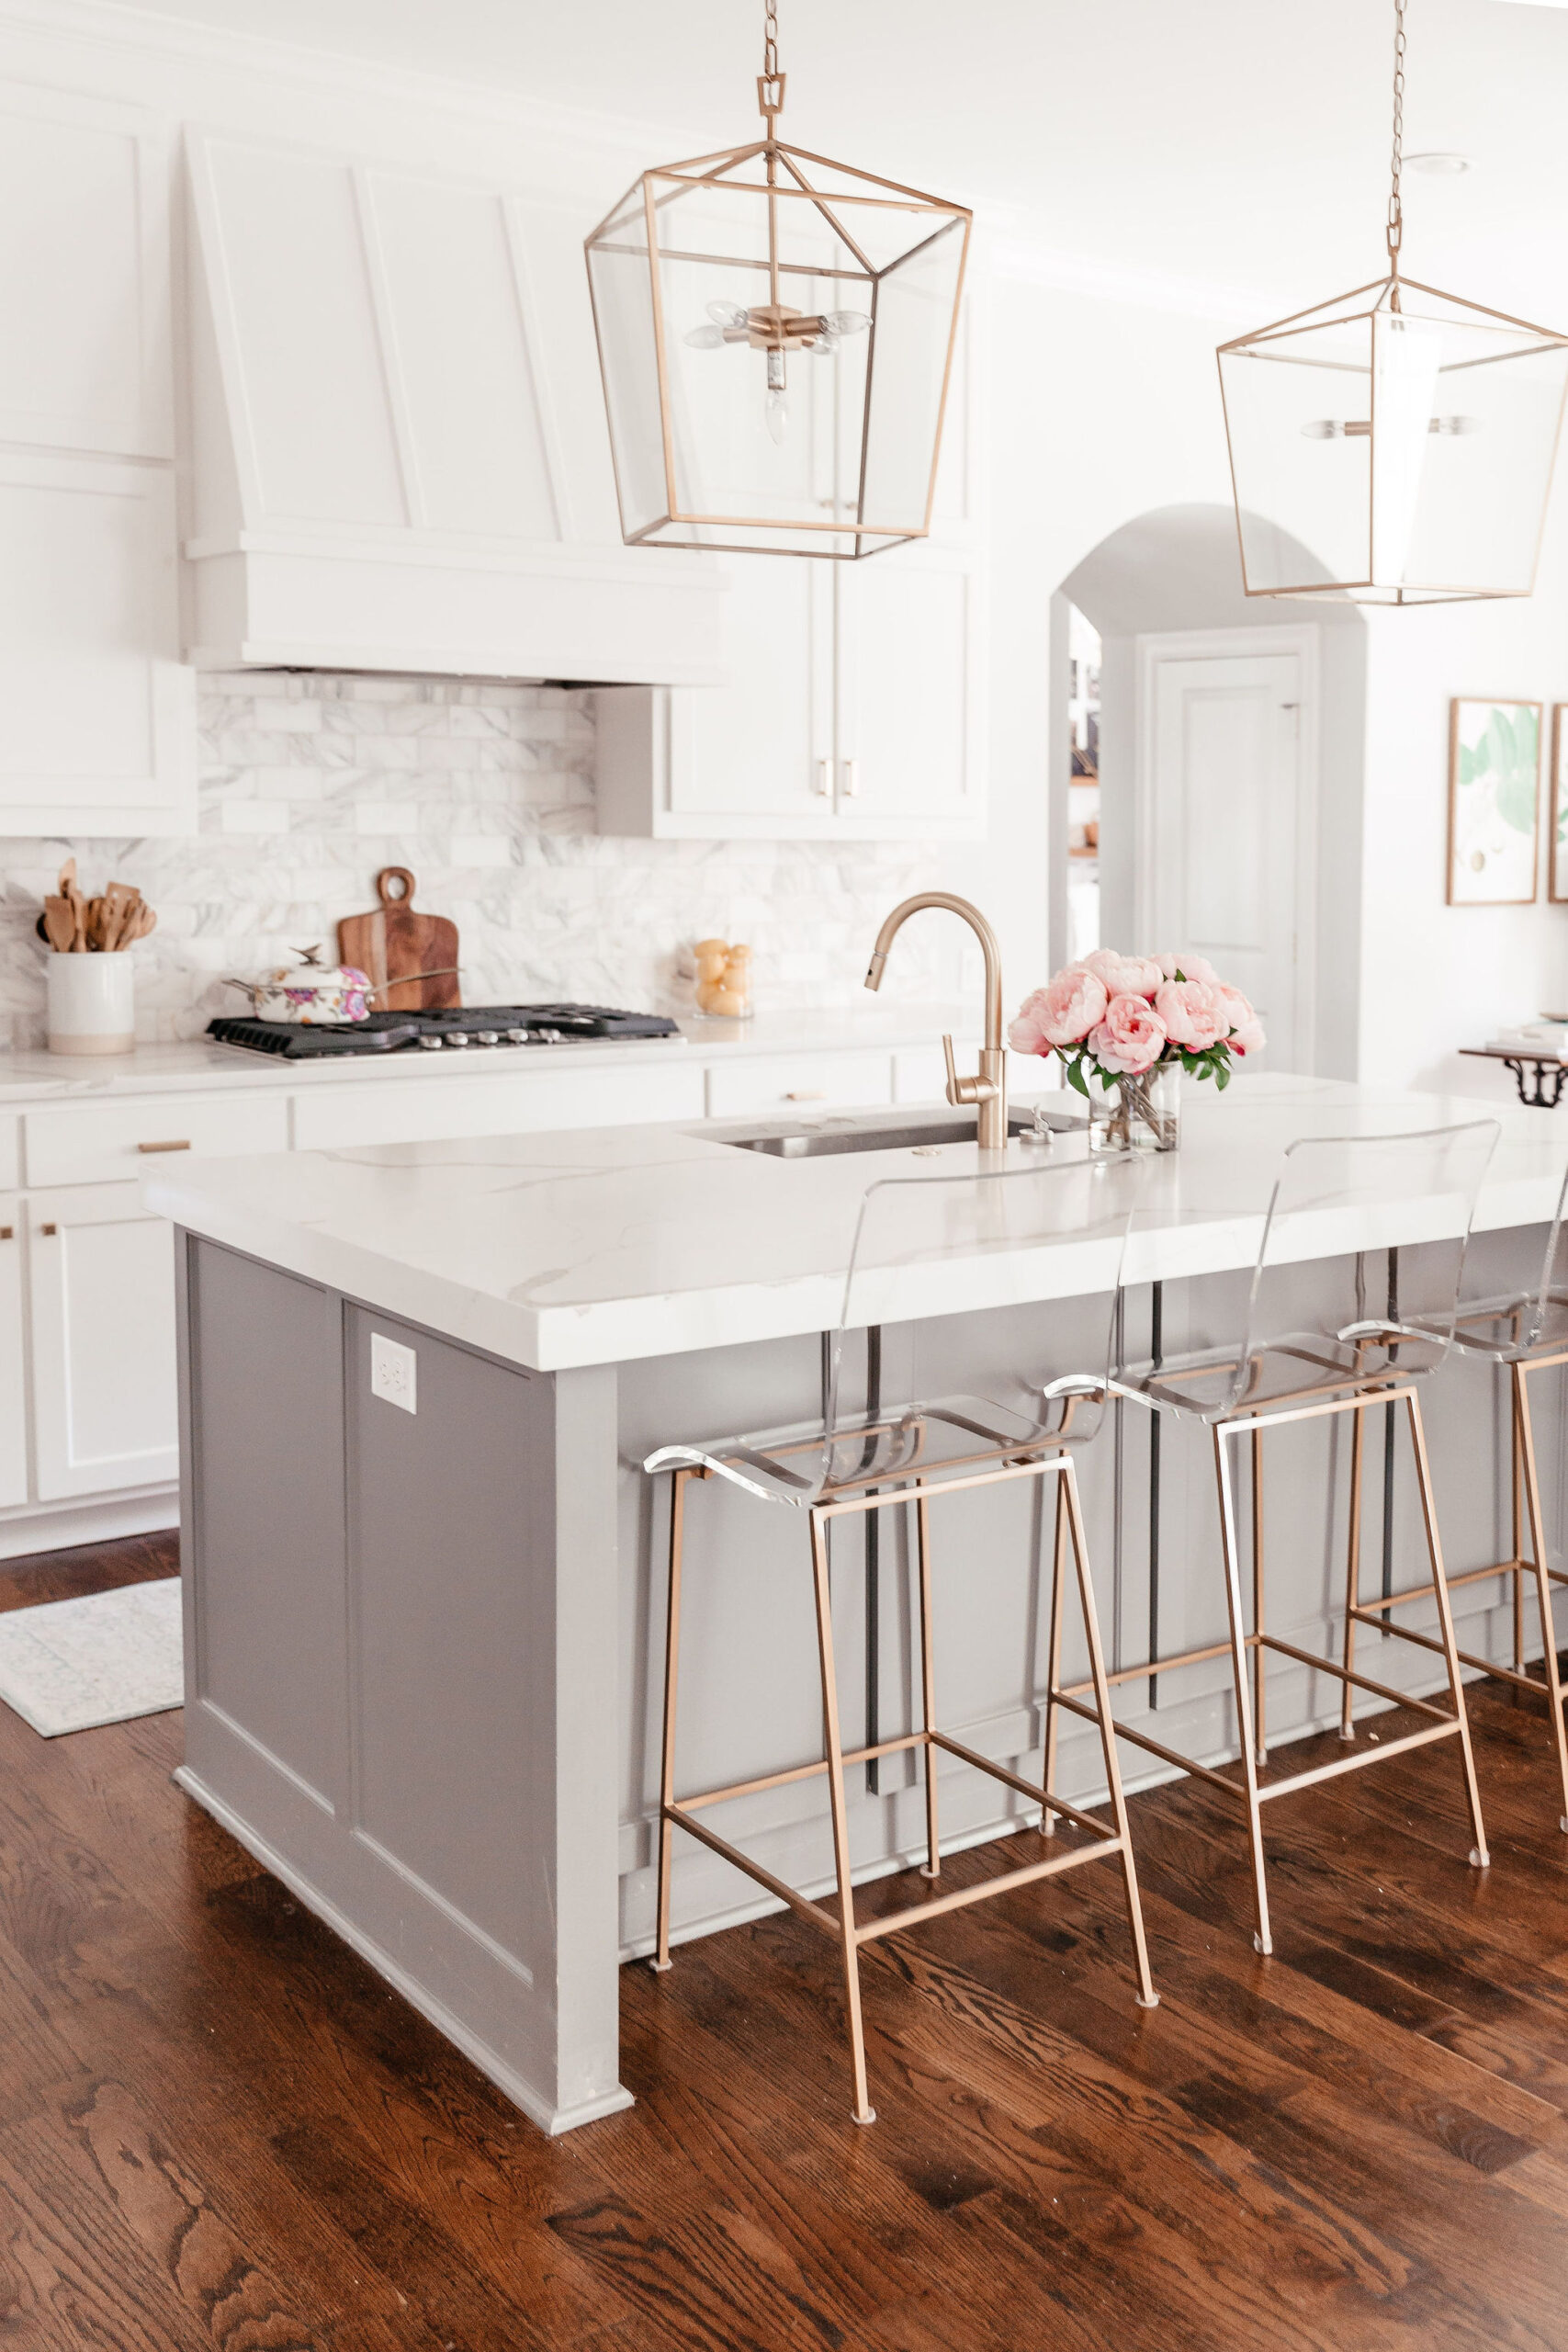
593;286;984;841
0;79;190;836
185;131;723;684
0;84;171;460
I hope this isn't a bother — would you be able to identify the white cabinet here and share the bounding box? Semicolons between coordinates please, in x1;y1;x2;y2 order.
0;83;171;461
594;548;981;841
0;454;193;835
28;1186;179;1499
0;1203;26;1512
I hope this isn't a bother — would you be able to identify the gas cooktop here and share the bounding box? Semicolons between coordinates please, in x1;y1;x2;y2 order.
207;1003;683;1060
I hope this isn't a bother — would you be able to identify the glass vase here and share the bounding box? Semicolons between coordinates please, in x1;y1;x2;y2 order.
1086;1064;1181;1155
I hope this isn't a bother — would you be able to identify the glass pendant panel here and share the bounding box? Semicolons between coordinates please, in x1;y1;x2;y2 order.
586;147;969;559
1219;281;1568;604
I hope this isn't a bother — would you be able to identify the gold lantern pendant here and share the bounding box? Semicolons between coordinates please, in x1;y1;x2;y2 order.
584;1;971;560
1219;0;1568;605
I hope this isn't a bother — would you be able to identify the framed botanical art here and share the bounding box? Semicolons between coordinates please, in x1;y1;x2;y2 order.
1448;698;1541;907
1551;707;1568;904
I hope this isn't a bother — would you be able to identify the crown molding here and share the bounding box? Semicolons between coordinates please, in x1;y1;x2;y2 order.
992;236;1274;328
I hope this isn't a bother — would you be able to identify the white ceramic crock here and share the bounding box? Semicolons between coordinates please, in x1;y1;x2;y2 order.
47;955;135;1056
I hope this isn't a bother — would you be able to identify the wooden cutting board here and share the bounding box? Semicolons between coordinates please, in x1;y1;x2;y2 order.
337;868;461;1012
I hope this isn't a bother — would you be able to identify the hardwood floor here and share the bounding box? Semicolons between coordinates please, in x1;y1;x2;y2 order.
3;1534;1568;2347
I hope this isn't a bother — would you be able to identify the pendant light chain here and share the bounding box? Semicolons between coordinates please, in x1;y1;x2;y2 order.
1387;0;1407;284
760;0;784;123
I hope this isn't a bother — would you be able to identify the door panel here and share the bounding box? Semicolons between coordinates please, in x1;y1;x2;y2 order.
671;555;831;817
838;558;976;821
1145;645;1304;1068
29;1185;178;1498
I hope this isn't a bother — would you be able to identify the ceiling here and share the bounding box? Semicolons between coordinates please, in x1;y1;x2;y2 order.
104;0;1568;320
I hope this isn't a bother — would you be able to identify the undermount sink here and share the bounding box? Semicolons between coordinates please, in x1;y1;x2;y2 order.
714;1105;1083;1159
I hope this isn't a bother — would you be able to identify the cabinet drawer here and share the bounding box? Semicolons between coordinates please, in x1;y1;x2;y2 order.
705;1052;894;1119
292;1059;705;1152
23;1093;288;1188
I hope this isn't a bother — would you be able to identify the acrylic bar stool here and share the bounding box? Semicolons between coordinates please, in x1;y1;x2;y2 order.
1064;1120;1500;1959
643;1156;1157;2126
1436;1153;1568;1831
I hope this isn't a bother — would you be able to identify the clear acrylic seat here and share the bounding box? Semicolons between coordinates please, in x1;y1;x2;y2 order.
1103;1121;1500;1957
1437;1151;1568;1829
642;1155;1157;2124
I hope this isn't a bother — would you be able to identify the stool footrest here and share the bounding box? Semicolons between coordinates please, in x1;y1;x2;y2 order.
853;1838;1123;1944
1255;1714;1460;1800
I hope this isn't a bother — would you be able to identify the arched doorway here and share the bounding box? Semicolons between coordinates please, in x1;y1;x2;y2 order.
1050;503;1368;1079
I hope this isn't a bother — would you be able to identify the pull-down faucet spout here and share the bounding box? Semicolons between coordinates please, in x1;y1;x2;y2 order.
864;893;1008;1150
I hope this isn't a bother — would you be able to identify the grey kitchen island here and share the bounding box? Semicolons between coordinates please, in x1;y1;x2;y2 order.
149;1075;1568;2134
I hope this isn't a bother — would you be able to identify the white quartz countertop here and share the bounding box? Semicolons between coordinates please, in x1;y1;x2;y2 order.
144;1074;1568;1374
0;1003;973;1106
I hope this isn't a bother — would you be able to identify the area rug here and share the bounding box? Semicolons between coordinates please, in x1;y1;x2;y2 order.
0;1577;183;1736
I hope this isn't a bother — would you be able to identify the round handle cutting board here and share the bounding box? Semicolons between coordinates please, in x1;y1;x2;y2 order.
337;868;461;1012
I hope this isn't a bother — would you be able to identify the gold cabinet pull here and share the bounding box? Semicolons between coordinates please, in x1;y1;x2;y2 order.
137;1139;191;1154
0;1227;13;1241
39;1223;55;1237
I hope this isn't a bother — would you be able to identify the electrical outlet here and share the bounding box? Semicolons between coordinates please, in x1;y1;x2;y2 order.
370;1332;417;1414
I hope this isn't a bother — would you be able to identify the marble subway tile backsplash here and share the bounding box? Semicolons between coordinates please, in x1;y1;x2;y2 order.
0;673;965;1046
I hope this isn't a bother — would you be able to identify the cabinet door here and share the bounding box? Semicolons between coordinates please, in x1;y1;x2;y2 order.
0;1200;26;1510
0;82;171;460
0;454;193;835
669;555;833;825
835;554;982;831
29;1186;178;1499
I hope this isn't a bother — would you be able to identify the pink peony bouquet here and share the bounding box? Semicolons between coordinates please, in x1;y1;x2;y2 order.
1010;949;1265;1101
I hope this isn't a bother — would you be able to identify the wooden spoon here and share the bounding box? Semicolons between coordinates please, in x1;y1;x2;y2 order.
41;898;76;956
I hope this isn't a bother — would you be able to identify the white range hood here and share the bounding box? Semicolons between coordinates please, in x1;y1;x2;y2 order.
184;129;724;684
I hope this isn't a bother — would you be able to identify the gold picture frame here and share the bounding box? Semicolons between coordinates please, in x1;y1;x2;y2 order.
1447;697;1541;907
1551;706;1568;904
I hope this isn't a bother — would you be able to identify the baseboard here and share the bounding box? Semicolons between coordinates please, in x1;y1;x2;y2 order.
0;1490;178;1560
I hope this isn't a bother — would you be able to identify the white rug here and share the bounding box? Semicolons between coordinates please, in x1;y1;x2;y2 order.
0;1577;183;1736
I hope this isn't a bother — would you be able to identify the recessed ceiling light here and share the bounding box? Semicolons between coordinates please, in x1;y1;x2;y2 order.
1405;152;1473;175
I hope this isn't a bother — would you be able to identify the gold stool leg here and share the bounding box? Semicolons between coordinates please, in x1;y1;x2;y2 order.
1061;1456;1157;2007
1251;1427;1267;1766
1214;1423;1274;1955
650;1468;689;1973
1514;1363;1568;1836
1339;1400;1366;1740
915;1484;942;1881
1041;1467;1069;1838
810;1508;875;2126
1405;1391;1490;1871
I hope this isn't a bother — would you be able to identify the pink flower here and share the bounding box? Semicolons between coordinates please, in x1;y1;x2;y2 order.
1087;991;1168;1076
1010;967;1108;1053
1216;986;1265;1056
1154;952;1218;985
1079;948;1162;1000
1155;978;1232;1053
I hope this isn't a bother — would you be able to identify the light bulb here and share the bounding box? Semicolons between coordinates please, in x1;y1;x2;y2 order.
684;323;728;349
765;347;788;442
822;309;870;337
707;300;750;330
808;334;839;358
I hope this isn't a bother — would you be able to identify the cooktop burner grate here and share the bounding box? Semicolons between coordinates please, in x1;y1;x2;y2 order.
207;1004;682;1059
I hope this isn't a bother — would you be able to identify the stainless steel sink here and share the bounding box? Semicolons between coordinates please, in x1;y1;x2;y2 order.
714;1105;1083;1159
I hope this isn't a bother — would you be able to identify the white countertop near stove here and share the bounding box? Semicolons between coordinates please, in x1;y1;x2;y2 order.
144;1073;1566;1374
0;1003;979;1106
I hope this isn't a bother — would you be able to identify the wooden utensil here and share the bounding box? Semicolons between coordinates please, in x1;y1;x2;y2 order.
337;868;460;1012
41;898;75;956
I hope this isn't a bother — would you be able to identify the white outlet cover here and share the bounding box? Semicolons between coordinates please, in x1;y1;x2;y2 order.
370;1332;417;1414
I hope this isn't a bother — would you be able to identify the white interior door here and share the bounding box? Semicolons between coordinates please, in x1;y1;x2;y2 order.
1140;632;1314;1070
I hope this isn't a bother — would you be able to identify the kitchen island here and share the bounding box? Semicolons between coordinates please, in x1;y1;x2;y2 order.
147;1073;1568;2134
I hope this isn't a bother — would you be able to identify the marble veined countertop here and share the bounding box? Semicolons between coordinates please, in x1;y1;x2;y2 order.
0;1003;979;1106
144;1074;1568;1374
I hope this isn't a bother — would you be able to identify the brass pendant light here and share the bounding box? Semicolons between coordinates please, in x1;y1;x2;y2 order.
584;0;971;560
1219;0;1568;605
